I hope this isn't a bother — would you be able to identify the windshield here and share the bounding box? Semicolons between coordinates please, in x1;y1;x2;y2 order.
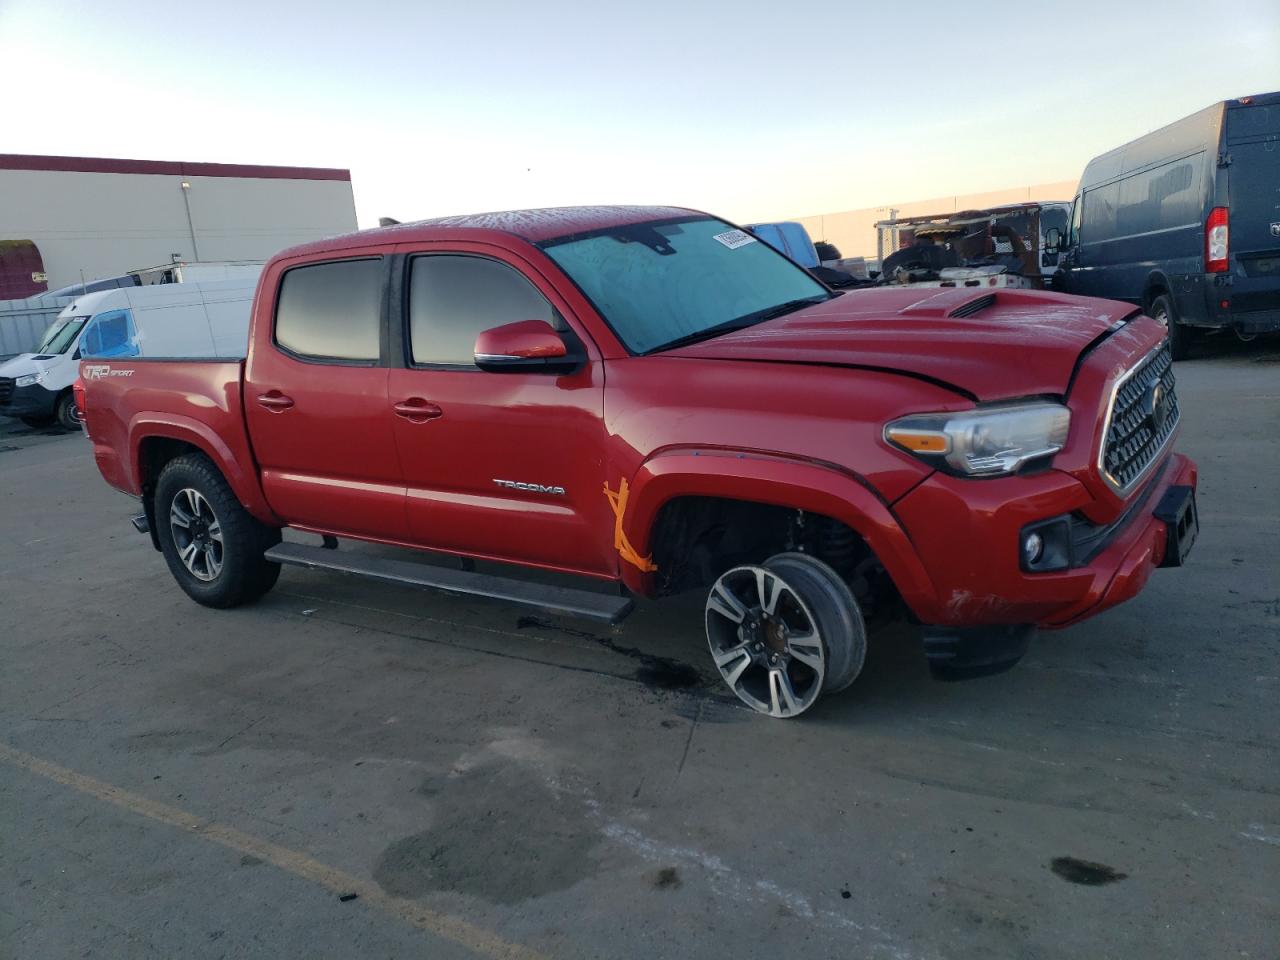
541;216;830;354
37;316;87;354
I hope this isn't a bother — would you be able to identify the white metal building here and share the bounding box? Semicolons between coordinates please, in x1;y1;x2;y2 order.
0;154;358;294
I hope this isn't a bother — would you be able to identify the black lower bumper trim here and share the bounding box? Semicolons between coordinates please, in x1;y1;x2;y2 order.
1153;485;1198;568
922;624;1034;681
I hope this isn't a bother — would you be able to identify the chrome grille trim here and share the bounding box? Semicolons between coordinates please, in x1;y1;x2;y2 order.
1097;340;1180;496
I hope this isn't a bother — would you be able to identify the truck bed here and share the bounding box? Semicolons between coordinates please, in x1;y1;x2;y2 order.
81;358;268;517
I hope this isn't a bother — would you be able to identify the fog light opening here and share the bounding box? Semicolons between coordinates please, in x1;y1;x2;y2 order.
1023;531;1045;567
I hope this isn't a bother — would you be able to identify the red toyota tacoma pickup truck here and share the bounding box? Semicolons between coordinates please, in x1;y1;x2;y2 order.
79;206;1199;718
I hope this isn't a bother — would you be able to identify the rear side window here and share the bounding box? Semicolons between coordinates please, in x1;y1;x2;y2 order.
80;309;139;358
408;255;555;366
275;258;382;362
1115;155;1203;235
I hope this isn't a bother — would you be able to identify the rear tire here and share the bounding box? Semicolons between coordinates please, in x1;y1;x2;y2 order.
155;453;281;608
54;391;80;430
1150;293;1189;361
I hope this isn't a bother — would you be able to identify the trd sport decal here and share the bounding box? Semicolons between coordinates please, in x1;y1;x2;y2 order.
83;365;134;380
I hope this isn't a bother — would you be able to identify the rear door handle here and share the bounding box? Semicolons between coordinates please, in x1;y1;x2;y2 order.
393;398;443;423
257;391;294;412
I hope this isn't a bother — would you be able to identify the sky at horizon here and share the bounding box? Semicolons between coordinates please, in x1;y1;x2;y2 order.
1;0;1277;229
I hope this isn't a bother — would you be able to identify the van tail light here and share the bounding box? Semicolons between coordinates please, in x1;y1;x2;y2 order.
1205;207;1229;273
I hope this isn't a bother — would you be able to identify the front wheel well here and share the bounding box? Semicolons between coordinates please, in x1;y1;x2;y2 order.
647;496;900;622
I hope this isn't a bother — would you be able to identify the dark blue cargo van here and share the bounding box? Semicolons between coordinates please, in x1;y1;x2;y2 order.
1055;92;1279;359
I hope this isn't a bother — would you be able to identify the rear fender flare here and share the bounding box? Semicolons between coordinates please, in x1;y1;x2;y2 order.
620;450;937;615
128;413;280;526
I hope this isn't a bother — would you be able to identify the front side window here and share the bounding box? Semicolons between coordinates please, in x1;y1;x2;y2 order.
408;255;556;366
541;216;829;354
80;309;139;358
37;316;87;354
275;258;382;362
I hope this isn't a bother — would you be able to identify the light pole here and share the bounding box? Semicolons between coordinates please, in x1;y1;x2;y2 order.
180;180;201;261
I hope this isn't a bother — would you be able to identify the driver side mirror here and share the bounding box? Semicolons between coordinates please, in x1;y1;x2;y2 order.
474;319;582;375
1044;227;1062;253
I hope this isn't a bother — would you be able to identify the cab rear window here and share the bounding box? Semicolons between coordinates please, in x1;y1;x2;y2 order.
274;258;382;362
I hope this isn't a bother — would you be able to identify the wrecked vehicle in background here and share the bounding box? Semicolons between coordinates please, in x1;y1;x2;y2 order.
874;202;1071;289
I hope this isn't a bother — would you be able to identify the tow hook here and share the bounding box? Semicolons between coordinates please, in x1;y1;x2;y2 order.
130;513;149;534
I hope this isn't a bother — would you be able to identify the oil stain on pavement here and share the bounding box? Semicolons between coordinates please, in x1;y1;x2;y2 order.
373;761;598;905
1049;857;1127;885
515;615;704;691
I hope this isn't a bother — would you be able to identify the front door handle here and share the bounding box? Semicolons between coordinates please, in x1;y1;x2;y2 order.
393;398;443;423
257;391;294;412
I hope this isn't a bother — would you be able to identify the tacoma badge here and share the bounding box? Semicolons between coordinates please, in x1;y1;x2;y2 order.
493;478;567;496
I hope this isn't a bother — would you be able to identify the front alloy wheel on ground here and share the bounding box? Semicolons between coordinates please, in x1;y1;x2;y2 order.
705;554;865;718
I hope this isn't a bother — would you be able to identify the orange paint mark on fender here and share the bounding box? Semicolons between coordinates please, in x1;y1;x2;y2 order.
603;478;658;573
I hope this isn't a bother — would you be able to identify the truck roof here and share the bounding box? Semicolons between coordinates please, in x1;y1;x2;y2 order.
276;205;706;260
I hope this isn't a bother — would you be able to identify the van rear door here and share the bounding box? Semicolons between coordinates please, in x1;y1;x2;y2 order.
1225;94;1280;330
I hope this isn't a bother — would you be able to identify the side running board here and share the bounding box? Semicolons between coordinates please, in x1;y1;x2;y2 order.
264;542;634;625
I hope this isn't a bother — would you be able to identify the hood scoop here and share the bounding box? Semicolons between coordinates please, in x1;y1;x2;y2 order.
898;289;999;319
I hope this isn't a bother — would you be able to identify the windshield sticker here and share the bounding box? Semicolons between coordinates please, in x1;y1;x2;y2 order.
712;229;757;250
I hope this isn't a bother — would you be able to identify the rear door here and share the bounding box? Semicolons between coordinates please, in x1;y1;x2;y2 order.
244;255;407;541
1224;96;1280;320
385;243;615;576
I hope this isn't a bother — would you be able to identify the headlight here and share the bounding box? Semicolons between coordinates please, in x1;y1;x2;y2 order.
14;371;46;388
885;402;1071;476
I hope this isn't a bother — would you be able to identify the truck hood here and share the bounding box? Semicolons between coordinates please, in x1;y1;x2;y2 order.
668;288;1137;400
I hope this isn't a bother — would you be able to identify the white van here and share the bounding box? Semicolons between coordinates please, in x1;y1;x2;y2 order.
0;279;257;430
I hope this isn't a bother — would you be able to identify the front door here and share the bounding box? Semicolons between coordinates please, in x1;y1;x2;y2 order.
386;246;615;577
244;255;407;541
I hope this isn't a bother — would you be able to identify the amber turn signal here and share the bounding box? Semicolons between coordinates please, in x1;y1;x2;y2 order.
885;429;950;454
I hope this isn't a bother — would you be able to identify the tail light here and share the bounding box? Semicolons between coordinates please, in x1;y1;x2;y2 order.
1205;207;1229;273
72;376;87;432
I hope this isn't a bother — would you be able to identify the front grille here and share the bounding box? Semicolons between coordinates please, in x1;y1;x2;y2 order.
1099;342;1179;494
0;376;13;405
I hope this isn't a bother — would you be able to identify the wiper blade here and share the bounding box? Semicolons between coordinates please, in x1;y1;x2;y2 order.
645;296;828;354
736;296;830;325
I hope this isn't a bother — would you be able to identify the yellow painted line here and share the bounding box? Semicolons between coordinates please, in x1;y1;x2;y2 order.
0;741;549;960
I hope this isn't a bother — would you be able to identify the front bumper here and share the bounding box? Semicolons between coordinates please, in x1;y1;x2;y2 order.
0;383;58;419
892;451;1198;629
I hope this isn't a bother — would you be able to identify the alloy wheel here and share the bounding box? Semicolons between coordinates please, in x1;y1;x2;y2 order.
169;487;224;581
705;565;825;718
